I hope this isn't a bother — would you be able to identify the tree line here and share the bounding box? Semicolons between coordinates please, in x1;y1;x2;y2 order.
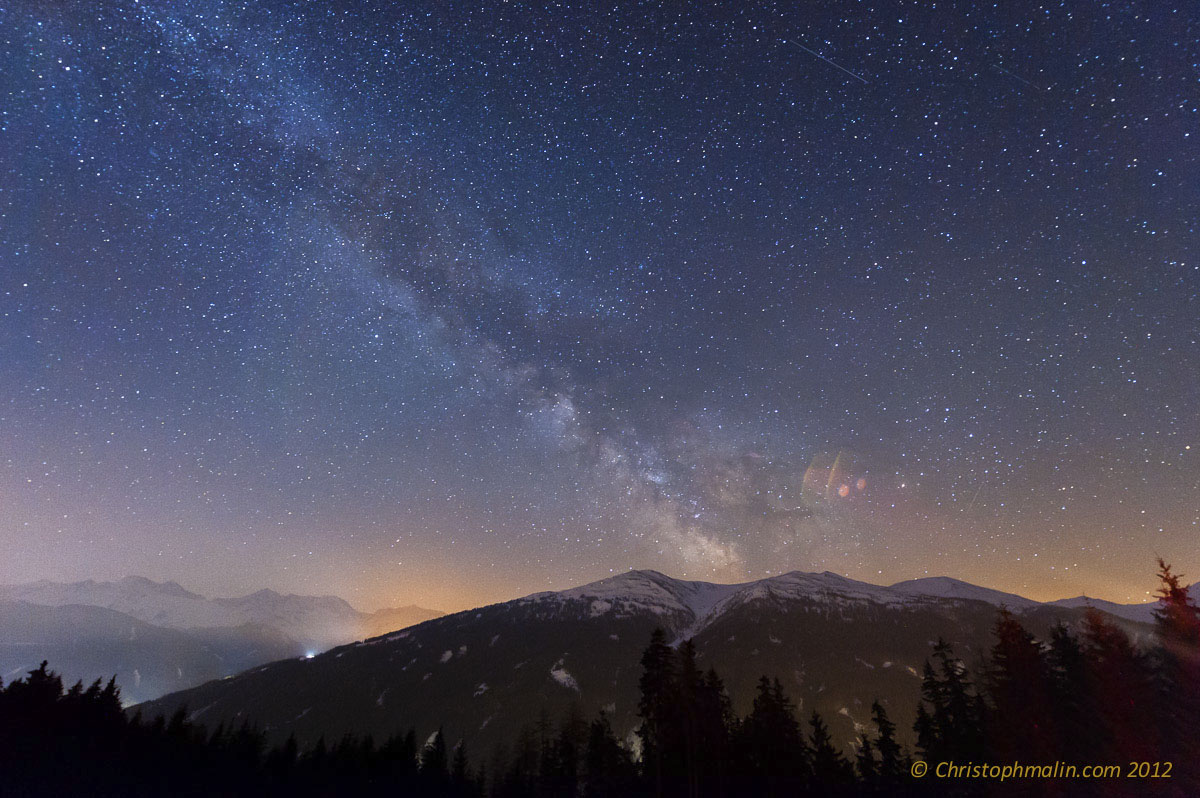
1;559;1196;796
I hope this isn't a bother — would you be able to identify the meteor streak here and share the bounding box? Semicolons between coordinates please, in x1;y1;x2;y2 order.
786;39;868;84
991;64;1045;92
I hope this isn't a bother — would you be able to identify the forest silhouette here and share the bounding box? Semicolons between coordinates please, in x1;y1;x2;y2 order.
1;559;1196;797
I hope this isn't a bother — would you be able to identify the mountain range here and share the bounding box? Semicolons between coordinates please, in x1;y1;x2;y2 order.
0;576;442;703
134;569;1175;757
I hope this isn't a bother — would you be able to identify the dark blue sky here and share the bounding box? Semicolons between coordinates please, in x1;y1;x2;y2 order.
1;0;1196;610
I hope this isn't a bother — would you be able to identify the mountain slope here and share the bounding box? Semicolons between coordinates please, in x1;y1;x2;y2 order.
135;570;1158;756
361;606;455;639
888;576;1041;609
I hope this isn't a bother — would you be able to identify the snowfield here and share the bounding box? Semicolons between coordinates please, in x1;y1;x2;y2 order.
513;567;1143;642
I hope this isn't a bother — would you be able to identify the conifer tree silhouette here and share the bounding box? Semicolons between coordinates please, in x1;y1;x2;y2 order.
869;700;904;785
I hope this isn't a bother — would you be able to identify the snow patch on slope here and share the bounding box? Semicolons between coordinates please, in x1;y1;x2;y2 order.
550;660;579;691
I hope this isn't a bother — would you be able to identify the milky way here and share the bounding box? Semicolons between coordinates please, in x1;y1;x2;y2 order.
1;0;1196;610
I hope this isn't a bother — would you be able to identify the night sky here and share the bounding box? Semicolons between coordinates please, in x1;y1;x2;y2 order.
2;0;1196;612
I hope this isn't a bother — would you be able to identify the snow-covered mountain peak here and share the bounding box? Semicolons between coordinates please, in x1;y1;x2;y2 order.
524;569;740;622
704;571;912;623
529;568;1120;639
888;576;1039;609
538;569;925;635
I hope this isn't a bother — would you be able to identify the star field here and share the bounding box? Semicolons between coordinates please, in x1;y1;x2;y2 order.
1;0;1196;610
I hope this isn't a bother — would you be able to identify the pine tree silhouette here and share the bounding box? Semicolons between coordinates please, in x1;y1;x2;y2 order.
420;728;451;794
854;734;876;787
637;627;680;798
1151;557;1200;767
985;608;1054;759
736;675;808;797
808;710;852;795
1083;608;1159;762
583;712;638;798
869;700;904;785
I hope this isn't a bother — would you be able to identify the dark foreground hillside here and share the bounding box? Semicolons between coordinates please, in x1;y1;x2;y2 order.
1;560;1197;797
133;569;1157;756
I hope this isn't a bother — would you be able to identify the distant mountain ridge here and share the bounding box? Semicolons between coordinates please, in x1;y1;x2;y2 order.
888;575;1194;624
0;576;442;650
136;568;1173;758
0;577;443;704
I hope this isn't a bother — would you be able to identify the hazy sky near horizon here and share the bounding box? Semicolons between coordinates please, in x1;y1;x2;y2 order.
2;0;1196;612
